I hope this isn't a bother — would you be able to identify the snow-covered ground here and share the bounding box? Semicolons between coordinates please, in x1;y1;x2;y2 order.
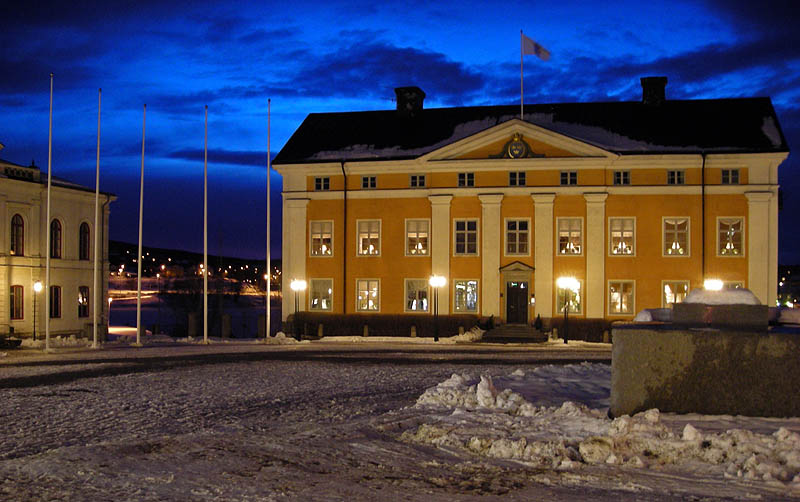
1;355;798;501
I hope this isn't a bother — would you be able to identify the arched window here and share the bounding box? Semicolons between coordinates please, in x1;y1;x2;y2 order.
79;223;90;260
10;285;23;320
10;214;24;256
49;285;61;318
50;219;62;259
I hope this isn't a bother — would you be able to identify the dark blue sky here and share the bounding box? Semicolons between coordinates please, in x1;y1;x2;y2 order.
1;0;798;261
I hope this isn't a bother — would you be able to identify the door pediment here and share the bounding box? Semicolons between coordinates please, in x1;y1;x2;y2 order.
500;261;535;272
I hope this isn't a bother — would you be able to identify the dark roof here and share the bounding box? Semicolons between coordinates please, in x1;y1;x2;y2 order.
274;98;788;164
0;157;116;197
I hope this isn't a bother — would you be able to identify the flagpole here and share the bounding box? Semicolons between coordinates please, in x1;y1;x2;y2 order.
135;104;146;347
520;30;524;120
203;105;209;345
92;88;101;349
266;98;271;340
45;73;53;353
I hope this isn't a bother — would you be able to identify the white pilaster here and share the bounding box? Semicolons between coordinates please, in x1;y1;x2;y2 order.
769;190;779;306
584;192;608;318
479;194;503;318
429;195;452;315
745;191;772;304
282;198;309;320
532;193;555;318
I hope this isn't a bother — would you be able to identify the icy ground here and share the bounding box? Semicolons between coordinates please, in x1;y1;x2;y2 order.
1;358;799;501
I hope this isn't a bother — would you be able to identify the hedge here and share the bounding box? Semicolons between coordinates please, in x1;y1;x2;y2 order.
286;312;482;338
546;317;613;342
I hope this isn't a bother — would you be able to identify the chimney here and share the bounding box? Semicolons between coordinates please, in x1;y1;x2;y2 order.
640;76;667;106
394;86;426;117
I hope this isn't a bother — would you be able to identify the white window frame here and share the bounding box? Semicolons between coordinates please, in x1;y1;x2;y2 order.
613;170;630;185
405;219;430;256
608;280;635;316
608;217;635;256
661;280;690;307
556;217;583;255
717;217;745;257
721;169;740;185
504;218;530;256
453;218;479;256
560;171;577;186
404;278;430;312
667;170;685;185
662;217;690;257
556;279;583;315
356;219;381;256
453;279;479;313
509;171;526;186
309;220;334;257
314;177;330;191
309;278;333;311
458;172;474;187
355;278;380;312
410;174;426;188
361;176;376;189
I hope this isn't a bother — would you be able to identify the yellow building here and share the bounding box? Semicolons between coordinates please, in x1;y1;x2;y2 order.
274;78;789;325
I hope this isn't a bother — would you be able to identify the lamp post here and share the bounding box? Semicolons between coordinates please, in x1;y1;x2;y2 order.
33;281;42;341
428;275;446;342
556;276;579;344
290;279;306;340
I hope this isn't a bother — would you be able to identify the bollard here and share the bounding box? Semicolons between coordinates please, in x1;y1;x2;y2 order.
318;323;324;338
603;330;610;344
552;327;558;341
410;325;417;337
458;326;464;335
363;325;369;337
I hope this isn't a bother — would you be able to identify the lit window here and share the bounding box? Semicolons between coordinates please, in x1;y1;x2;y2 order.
406;220;429;256
667;170;685;185
609;281;634;315
662;281;689;306
410;175;426;188
458;172;474;187
10;285;23;320
664;218;689;256
505;219;529;255
454;219;478;255
613;171;630;185
557;218;582;254
454;280;478;312
361;176;376;189
314;177;330;191
357;220;380;256
50;219;62;259
78;286;89;318
609;218;634;255
10;214;24;256
310;221;333;256
718;218;743;256
560;171;577;185
356;279;379;311
723;281;744;290
509;171;526;186
556;281;582;314
49;285;61;318
721;169;739;185
309;279;332;311
405;279;429;312
79;222;91;260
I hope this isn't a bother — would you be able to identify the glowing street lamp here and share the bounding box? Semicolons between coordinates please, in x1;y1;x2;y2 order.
556;276;580;344
428;275;446;342
33;281;43;341
290;279;307;340
703;279;723;291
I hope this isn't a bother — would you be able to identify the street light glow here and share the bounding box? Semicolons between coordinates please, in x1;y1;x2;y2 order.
428;275;446;288
704;279;723;291
290;279;307;292
33;281;43;293
556;276;580;292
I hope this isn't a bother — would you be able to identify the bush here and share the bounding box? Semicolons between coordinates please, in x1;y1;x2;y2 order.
290;312;480;338
547;317;611;342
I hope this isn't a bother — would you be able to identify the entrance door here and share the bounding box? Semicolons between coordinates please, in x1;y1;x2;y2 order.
506;281;528;324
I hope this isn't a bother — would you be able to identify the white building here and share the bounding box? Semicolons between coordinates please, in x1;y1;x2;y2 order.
0;143;115;339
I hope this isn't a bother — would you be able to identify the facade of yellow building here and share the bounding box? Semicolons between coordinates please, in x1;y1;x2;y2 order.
274;79;789;324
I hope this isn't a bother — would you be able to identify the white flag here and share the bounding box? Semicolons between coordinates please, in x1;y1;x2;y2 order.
522;33;550;61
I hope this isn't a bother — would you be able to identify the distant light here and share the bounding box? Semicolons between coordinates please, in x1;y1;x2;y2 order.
704;279;723;291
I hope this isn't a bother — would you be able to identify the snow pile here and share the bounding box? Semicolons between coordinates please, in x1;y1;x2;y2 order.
778;308;800;325
683;287;761;305
20;335;91;349
263;331;301;345
633;308;672;322
440;325;484;343
401;364;800;487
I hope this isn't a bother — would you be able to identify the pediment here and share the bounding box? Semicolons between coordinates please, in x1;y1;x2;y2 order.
499;261;535;272
418;119;614;162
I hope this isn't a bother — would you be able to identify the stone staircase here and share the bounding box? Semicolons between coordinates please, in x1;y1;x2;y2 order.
481;324;548;344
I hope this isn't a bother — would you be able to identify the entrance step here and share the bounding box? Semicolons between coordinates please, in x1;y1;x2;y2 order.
482;324;548;344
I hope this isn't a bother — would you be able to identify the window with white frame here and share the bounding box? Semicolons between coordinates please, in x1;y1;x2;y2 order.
723;281;744;289
718;218;743;256
310;221;333;256
505;219;529;255
509;171;526;186
457;172;474;187
721;169;740;185
608;281;634;315
557;218;582;254
410;174;426;188
405;279;429;312
314;177;330;191
356;279;379;311
667;170;685;185
406;219;429;255
613;170;630;185
662;280;689;306
309;279;333;311
78;286;90;318
556;281;582;314
454;280;478;312
609;217;634;255
454;219;478;255
664;218;689;255
357;220;380;255
361;176;376;189
560;171;577;185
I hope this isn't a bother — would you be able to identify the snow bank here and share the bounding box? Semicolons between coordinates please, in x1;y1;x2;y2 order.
683;287;761;305
779;308;800;325
20;335;91;349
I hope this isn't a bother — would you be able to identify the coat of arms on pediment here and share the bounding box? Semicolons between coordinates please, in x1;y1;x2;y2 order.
490;133;545;159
